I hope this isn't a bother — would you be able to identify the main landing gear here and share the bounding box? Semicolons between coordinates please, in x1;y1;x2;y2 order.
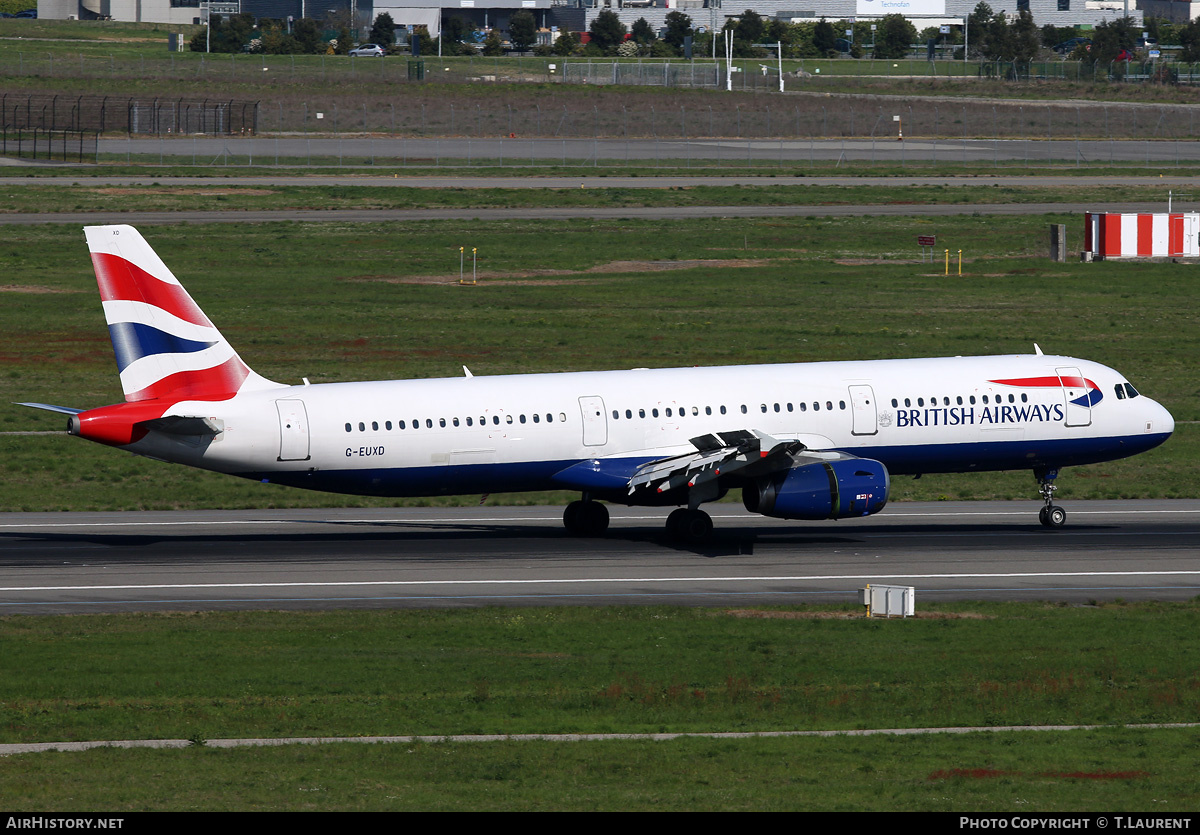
563;499;609;537
1036;469;1066;528
562;498;716;544
665;507;713;544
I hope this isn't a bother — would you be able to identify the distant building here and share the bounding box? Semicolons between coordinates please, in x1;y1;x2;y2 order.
37;0;1143;32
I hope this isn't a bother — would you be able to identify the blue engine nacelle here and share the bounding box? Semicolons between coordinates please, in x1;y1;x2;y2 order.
742;458;890;520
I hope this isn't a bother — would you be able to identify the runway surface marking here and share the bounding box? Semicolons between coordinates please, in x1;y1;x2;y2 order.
7;570;1200;594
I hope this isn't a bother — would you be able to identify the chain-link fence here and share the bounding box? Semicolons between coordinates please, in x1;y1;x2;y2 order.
1;127;98;163
0;94;258;136
5;49;1200;91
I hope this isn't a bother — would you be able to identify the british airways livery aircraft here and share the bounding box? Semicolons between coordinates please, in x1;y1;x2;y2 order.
21;225;1175;543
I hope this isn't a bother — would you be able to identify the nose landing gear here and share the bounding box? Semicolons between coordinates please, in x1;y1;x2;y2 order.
1036;469;1066;528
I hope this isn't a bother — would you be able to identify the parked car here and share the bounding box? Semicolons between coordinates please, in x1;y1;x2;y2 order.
1053;37;1091;54
1116;49;1133;61
348;44;385;57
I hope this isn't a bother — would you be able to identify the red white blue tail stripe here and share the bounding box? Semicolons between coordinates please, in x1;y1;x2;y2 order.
85;225;275;403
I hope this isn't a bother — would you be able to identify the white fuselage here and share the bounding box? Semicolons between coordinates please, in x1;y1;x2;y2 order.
127;353;1174;502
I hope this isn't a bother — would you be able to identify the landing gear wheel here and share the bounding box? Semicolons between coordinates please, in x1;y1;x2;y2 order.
666;508;713;544
564;500;609;537
1045;505;1066;528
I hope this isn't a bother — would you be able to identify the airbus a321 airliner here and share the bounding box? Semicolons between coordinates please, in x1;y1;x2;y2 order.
21;225;1174;543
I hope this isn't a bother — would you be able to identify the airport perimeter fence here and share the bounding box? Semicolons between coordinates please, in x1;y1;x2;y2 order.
0;94;258;135
0;126;98;163
3;48;1200;91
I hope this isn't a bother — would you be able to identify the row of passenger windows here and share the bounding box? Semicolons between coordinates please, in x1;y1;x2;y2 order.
893;393;1029;408
611;401;847;420
342;384;1135;435
345;412;569;432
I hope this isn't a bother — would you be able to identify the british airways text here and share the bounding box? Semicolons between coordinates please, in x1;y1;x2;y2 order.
896;404;1065;428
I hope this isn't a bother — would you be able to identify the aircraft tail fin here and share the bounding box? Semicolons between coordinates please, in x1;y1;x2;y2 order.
84;225;281;403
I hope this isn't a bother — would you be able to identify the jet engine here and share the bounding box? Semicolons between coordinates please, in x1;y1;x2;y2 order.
743;458;889;520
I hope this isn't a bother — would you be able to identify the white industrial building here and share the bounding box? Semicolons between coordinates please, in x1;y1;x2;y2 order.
37;0;1144;33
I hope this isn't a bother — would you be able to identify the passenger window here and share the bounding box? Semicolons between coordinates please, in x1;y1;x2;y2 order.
506;415;514;424
740;405;748;414
426;419;433;428
345;423;352;433
372;421;379;431
453;418;460;427
639;409;646;418
626;409;632;419
800;402;807;412
813;402;820;411
720;405;727;415
358;422;365;432
466;417;472;426
652;408;659;418
399;420;406;430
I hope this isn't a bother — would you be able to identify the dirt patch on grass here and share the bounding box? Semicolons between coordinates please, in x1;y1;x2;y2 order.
722;609;993;620
90;187;278;196
344;258;772;285
0;285;74;294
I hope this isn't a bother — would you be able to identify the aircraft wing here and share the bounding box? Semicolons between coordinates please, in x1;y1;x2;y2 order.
625;430;868;498
552;429;857;498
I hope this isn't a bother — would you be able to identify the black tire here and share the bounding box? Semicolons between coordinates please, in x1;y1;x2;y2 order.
1047;505;1067;528
678;509;713;544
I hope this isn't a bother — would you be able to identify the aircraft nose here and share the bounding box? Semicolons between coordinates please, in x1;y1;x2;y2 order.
1150;399;1174;437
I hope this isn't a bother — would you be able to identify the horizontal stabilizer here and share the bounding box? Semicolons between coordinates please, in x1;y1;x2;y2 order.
16;402;85;416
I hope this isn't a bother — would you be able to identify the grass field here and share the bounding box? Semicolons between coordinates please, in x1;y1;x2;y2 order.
1;602;1199;810
0;213;1195;510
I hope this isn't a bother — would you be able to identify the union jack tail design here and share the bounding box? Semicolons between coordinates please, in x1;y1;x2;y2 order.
84;225;280;403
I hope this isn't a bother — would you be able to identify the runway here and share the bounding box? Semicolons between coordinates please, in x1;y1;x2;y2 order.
2;500;1197;614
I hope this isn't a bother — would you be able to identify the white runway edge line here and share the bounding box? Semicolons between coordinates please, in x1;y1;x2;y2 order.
6;570;1200;594
3;723;1198;756
2;507;1200;530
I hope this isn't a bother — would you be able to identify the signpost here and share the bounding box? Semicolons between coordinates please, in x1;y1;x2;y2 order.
917;234;935;261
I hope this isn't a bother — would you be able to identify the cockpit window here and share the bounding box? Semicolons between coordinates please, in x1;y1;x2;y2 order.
1124;383;1139;399
1115;385;1126;400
